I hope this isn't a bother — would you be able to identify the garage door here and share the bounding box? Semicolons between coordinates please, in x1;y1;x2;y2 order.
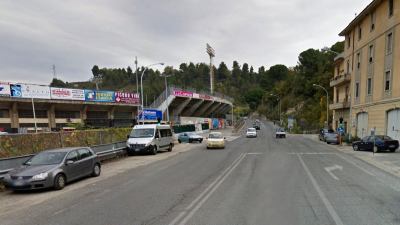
387;109;400;141
356;112;368;138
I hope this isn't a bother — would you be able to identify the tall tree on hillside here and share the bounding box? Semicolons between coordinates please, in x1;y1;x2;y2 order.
232;61;241;86
216;62;230;81
91;65;101;78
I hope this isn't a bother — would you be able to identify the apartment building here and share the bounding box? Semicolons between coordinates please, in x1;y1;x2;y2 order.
339;0;400;140
330;53;350;133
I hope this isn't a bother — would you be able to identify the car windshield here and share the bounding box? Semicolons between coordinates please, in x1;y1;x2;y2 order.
26;152;67;165
130;128;155;138
248;128;256;132
209;133;222;139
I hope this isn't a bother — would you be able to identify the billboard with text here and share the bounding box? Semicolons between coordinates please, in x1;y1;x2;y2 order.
0;82;11;97
115;92;140;104
50;88;85;101
84;90;115;102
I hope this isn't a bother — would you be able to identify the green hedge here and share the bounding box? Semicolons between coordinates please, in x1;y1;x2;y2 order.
0;128;131;158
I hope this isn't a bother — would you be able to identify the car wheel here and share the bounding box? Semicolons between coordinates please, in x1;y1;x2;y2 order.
390;148;396;153
168;144;173;152
54;174;66;190
150;146;157;155
188;139;192;143
200;140;203;143
327;142;330;144
92;163;101;177
178;140;182;144
353;144;359;151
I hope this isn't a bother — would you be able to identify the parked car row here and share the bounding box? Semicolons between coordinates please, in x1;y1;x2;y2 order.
3;124;228;192
352;135;399;152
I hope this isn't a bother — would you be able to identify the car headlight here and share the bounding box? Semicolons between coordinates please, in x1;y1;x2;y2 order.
32;172;48;181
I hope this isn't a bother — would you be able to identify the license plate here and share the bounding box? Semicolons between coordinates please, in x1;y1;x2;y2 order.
389;145;395;148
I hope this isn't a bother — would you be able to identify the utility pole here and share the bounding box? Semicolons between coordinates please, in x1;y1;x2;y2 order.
206;44;215;94
31;98;38;133
52;64;57;79
135;57;139;94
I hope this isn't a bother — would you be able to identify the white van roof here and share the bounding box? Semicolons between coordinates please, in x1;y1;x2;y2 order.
133;124;171;129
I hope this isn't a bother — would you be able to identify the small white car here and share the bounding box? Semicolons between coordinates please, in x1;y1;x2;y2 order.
275;128;286;138
246;128;257;138
206;132;226;149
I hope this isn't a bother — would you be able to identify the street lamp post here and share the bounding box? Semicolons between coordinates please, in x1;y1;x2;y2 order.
140;63;164;124
270;94;281;125
313;84;329;128
160;73;172;122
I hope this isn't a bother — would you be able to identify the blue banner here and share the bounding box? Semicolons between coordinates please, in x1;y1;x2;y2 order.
139;109;162;121
84;90;115;102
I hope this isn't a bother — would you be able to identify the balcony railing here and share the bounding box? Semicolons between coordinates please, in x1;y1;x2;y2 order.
330;73;351;87
329;101;350;110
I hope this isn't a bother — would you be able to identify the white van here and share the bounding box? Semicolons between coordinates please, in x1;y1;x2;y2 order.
126;124;174;155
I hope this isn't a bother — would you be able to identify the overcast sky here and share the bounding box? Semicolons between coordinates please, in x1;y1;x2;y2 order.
0;0;372;84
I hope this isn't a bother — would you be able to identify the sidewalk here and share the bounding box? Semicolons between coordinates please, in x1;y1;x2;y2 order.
301;134;400;178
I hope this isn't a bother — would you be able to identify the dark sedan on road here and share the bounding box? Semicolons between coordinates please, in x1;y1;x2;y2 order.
352;135;399;152
3;147;101;191
178;132;203;143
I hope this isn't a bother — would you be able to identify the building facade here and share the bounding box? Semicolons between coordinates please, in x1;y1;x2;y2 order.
339;0;400;140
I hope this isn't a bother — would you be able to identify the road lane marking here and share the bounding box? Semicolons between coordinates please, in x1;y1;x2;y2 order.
324;165;343;181
247;152;263;155
297;154;344;225
288;152;336;155
335;153;375;176
168;153;246;225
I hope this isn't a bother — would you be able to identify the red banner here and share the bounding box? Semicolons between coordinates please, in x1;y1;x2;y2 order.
173;90;193;97
115;92;140;104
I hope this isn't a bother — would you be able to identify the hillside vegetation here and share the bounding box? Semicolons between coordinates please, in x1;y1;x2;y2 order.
51;41;344;132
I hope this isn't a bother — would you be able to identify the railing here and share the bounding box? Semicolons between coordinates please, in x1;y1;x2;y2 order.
149;85;234;110
329;101;351;110
330;73;351;87
0;141;127;180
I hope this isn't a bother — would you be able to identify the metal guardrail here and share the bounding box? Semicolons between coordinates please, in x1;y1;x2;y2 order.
0;141;127;180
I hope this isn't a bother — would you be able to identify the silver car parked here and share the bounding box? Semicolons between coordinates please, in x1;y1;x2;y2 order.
3;147;101;191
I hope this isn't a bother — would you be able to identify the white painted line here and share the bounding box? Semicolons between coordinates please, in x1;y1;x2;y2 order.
288;152;336;155
168;153;245;225
335;153;375;177
246;153;263;155
176;153;247;225
297;154;344;225
324;165;343;181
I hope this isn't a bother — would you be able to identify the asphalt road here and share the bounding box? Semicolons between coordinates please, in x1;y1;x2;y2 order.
2;120;400;225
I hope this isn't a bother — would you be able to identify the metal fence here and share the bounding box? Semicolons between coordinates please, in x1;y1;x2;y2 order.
0;141;127;180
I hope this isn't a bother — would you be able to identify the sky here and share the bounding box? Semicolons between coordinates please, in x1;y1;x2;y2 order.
0;0;372;84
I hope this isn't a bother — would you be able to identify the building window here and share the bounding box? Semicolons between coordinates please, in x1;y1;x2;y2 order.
367;78;372;95
355;82;360;98
389;0;394;17
358;26;362;40
369;45;374;63
357;53;361;69
18;110;48;118
370;11;375;31
387;33;393;54
385;71;391;91
336;88;339;103
347;35;351;49
346;60;350;73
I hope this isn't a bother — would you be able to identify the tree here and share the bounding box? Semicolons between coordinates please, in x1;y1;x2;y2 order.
50;78;67;87
91;65;101;78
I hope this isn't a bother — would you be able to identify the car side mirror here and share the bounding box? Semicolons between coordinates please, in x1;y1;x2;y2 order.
66;160;74;165
224;137;226;139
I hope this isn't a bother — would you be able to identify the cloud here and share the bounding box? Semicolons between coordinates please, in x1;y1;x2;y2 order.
0;0;372;83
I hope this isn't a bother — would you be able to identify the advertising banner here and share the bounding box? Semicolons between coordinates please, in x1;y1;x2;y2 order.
50;88;85;101
138;109;163;121
173;90;193;98
10;84;22;97
11;84;51;99
84;90;115;102
0;82;11;96
115;92;140;104
199;94;213;100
